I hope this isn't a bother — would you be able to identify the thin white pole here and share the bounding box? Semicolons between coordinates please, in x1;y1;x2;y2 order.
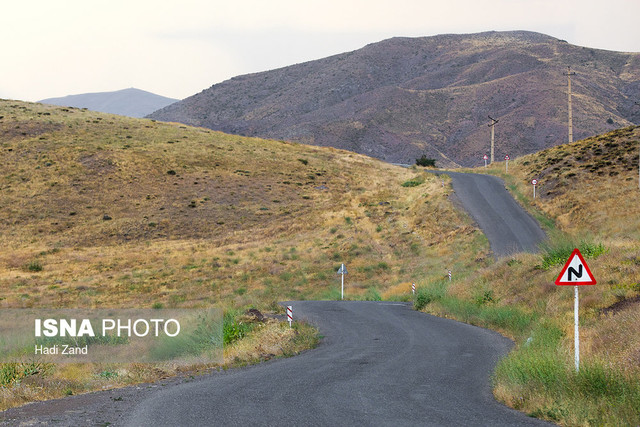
341;273;344;300
574;285;580;372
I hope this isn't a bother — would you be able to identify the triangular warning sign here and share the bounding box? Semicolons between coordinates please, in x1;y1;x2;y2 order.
555;248;596;286
337;264;347;275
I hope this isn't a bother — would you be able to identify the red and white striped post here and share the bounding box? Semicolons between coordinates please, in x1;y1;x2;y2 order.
412;283;416;295
448;270;452;281
286;306;293;328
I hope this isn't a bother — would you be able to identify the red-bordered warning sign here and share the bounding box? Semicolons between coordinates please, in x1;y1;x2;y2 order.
555;248;597;286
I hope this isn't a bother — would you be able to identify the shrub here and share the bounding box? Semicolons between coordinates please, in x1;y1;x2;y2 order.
416;155;436;167
414;282;447;310
223;311;254;345
414;290;432;310
0;362;48;386
24;261;43;272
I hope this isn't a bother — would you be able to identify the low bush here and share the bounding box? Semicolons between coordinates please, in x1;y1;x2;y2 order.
223;311;254;345
416;155;436;167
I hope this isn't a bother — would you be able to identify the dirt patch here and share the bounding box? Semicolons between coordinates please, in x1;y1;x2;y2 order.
600;294;640;316
0;120;64;141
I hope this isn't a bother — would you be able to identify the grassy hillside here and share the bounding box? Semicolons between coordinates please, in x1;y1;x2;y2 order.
0;100;487;408
416;126;640;425
0;100;487;310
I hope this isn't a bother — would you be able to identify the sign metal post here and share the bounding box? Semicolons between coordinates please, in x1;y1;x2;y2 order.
337;264;348;300
555;248;597;371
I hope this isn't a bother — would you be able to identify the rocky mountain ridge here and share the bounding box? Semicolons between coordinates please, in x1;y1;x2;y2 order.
149;31;640;166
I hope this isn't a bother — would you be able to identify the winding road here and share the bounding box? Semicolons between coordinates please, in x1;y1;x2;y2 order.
1;171;551;426
435;171;547;258
121;301;550;426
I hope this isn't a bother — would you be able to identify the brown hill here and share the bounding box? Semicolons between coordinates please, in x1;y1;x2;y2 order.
148;31;640;167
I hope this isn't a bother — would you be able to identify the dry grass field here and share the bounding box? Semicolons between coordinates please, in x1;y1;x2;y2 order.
0;100;484;409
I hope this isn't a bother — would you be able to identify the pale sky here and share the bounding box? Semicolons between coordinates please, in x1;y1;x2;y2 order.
2;0;639;102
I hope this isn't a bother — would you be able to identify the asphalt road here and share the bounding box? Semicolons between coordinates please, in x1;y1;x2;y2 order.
434;171;547;258
1;171;550;426
123;301;550;426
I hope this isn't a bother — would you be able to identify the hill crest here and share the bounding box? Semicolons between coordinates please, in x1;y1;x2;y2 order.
40;88;178;118
148;31;640;167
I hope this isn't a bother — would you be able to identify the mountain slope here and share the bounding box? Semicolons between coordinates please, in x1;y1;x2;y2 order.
148;31;640;167
40;87;178;118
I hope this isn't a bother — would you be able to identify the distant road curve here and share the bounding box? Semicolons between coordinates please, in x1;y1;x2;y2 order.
432;171;547;258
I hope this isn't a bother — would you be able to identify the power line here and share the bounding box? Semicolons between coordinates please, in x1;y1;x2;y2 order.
633;101;640;188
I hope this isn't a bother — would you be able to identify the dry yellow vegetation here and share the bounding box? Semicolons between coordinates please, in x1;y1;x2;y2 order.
0;100;484;310
0;100;485;409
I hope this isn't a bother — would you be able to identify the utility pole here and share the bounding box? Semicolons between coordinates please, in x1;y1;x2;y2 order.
488;116;499;163
636;102;640;189
564;66;576;143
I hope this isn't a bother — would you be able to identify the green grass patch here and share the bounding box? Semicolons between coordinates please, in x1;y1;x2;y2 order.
413;280;448;310
0;362;51;386
539;232;607;269
223;310;254;346
401;175;426;187
495;322;640;425
363;287;382;301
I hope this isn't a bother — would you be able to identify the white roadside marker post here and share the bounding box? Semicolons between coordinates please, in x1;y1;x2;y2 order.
448;270;452;282
287;306;293;328
412;283;415;295
555;248;597;372
531;179;538;199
